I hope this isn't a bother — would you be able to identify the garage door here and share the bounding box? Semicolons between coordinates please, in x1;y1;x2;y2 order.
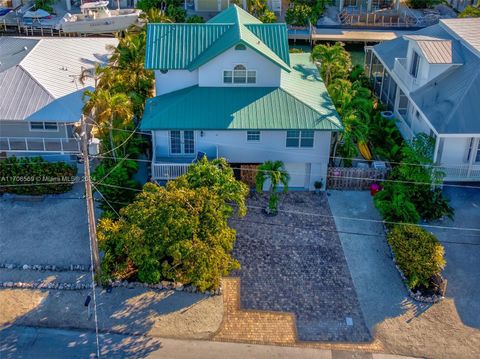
283;163;308;189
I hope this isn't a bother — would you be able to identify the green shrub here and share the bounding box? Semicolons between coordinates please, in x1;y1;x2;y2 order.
374;182;420;225
387;225;446;289
285;4;313;26
459;5;480;18
407;0;441;8
259;9;277;23
186;15;205;23
0;157;77;195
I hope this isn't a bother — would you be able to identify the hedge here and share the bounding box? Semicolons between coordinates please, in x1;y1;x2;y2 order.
387;224;446;289
0;156;77;195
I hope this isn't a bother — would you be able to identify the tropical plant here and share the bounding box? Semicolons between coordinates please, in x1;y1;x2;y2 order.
374;182;421;224
407;0;441;8
166;4;186;22
83;90;133;161
387;225;446;289
34;0;54;13
140;7;173;23
311;42;351;86
259;9;277;23
459;5;480;18
255;161;290;214
97;179;242;290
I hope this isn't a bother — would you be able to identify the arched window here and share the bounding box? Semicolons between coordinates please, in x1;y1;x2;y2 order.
235;44;246;51
223;64;256;84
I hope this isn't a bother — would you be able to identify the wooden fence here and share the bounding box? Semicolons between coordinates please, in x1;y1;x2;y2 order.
327;166;389;190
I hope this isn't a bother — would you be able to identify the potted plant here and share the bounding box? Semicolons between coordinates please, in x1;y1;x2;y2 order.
255;160;289;216
314;179;323;194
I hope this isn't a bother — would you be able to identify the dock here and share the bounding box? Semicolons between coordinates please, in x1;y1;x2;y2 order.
289;25;413;44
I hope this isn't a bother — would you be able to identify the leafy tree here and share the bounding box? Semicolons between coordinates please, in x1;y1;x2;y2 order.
255;160;289;214
459;5;480;18
140;7;173;23
374;182;421;224
311;42;351;86
166;4;186;22
34;0;54;13
98;177;243;290
172;157;249;217
387;225;446;289
259;9;277;23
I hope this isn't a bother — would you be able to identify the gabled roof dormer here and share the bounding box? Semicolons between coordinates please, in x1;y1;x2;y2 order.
144;5;290;72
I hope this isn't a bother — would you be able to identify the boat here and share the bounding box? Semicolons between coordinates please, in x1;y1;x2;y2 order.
56;1;141;34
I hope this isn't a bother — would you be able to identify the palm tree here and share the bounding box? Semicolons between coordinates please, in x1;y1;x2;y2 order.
255;161;290;215
83;90;133;161
140;8;173;24
311;42;351;86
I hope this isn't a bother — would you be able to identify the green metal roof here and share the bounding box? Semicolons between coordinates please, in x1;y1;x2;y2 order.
145;5;290;71
141;54;342;131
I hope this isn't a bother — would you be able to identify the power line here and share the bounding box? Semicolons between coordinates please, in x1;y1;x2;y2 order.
90;181;480;234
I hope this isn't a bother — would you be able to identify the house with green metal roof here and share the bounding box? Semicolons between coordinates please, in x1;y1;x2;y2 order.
141;5;342;189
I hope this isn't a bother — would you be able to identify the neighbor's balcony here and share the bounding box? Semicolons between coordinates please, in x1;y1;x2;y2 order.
393;58;421;91
152;145;218;181
0;137;80;153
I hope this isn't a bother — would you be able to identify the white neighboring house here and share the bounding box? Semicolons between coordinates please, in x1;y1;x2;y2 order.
185;0;282;15
366;18;480;181
0;37;118;161
141;5;342;190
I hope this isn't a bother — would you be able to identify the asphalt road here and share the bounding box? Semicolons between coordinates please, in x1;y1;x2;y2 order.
0;326;410;359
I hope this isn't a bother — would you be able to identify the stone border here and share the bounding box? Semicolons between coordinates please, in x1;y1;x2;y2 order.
382;225;444;304
0;277;222;295
0;263;91;272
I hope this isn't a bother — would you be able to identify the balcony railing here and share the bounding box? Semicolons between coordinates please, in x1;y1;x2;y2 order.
0;137;80;153
439;164;480;181
393;58;420;91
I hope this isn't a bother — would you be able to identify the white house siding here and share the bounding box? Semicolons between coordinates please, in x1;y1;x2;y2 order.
198;46;282;87
154;70;199;96
153;130;331;189
439;137;470;164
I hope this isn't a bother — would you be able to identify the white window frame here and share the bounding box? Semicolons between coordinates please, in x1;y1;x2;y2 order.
246;130;261;142
223;64;256;85
29;122;59;132
169;130;195;156
286;130;314;148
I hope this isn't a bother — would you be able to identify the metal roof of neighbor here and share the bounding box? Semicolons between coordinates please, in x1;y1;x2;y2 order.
141;54;341;131
145;5;290;71
441;18;480;55
373;21;480;134
0;37;117;122
404;35;454;64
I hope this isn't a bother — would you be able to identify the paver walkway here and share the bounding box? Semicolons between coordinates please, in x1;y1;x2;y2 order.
229;192;371;342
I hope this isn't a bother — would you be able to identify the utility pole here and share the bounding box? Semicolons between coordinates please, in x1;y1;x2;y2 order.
81;114;101;278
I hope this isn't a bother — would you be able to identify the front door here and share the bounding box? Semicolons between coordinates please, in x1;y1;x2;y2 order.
170;130;195;155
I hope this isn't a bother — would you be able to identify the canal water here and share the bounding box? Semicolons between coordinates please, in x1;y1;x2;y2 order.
289;42;365;67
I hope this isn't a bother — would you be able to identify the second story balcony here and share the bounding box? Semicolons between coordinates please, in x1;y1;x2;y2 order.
393;58;421;92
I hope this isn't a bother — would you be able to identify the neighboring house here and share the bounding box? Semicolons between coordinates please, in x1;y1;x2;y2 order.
446;0;477;12
141;5;342;190
185;0;282;15
0;37;117;161
336;0;400;12
365;18;480;181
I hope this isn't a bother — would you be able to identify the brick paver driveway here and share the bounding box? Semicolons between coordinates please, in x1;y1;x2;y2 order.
230;192;371;342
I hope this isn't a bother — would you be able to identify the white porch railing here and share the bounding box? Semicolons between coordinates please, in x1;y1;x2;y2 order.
153;163;190;180
440;164;480;181
393;58;420;91
0;137;81;153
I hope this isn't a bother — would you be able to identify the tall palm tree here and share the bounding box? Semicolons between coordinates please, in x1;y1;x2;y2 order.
311;42;352;86
255;161;290;214
83;90;133;161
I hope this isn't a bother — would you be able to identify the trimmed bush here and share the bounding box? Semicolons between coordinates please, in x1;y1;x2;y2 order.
0;156;77;195
387;225;446;289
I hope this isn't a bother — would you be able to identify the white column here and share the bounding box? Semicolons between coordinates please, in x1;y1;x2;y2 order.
338;0;345;12
395;0;401;11
65;0;71;11
367;0;373;12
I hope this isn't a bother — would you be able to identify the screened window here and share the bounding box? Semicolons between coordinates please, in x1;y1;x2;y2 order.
247;131;260;141
223;65;256;84
286;130;314;148
170;130;181;154
29;122;58;131
410;51;420;78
